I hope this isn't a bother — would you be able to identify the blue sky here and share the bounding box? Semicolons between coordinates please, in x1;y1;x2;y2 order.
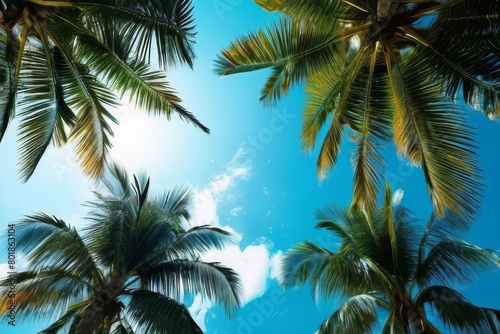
1;1;499;333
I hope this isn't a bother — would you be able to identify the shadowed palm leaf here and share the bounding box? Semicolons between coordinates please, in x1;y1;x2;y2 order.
216;0;500;219
0;0;209;181
0;163;242;333
280;184;500;333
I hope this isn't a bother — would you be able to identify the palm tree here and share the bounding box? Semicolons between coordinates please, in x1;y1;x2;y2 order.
0;164;241;333
215;0;500;219
280;185;500;333
0;0;209;181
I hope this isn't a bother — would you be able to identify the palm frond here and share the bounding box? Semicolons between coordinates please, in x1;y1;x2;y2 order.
317;293;385;334
76;33;209;133
82;0;196;68
0;33;16;142
155;186;192;222
348;57;392;212
126;290;203;334
254;0;352;22
16;213;99;280
215;17;342;104
137;260;241;316
385;48;481;219
407;31;500;120
415;239;500;288
15;38;61;181
37;300;91;334
0;271;91;322
416;286;500;333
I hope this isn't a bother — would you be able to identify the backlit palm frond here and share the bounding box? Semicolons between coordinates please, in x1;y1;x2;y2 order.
83;197;136;271
317;293;386;334
155;186;193;224
347;57;392;212
36;18;119;179
127;290;203;334
77;32;208;133
416;286;500;333
301;53;347;179
99;162;133;200
15;36;73;181
303;44;373;181
385;50;481;219
138;260;241;316
0;271;91;322
255;0;351;23
215;16;341;104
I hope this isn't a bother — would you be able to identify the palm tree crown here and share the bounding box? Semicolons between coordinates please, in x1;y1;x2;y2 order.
216;0;500;219
0;164;241;333
0;0;209;181
280;185;500;333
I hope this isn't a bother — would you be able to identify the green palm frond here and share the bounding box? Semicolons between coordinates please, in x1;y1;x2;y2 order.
0;32;16;142
215;16;342;104
386;50;481;219
318;293;386;334
0;272;91;324
127;290;203;334
255;0;350;20
408;32;500;120
219;0;498;218
416;286;500;333
415;239;500;288
38;300;92;334
1;0;208;181
138;260;241;316
175;226;235;253
83;0;196;68
16;213;99;280
155;186;193;222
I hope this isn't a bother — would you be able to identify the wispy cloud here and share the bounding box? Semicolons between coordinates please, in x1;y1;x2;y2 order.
190;148;251;229
230;206;243;217
187;148;283;329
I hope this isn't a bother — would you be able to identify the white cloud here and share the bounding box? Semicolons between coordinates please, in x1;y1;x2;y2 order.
230;206;243;217
188;295;213;332
186;148;286;330
270;250;284;281
202;242;273;305
392;188;405;206
190;148;251;229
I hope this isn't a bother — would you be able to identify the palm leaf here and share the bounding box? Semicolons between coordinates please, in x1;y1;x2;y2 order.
16;213;99;280
76;33;209;133
0;271;91;322
137;260;241;316
384;47;481;219
82;0;196;68
416;286;500;333
215;16;343;104
126;290;203;334
317;293;385;334
415;239;500;288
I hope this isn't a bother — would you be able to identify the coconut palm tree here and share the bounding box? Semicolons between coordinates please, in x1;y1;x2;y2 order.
215;0;500;219
0;0;209;181
280;185;500;333
0;164;241;333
